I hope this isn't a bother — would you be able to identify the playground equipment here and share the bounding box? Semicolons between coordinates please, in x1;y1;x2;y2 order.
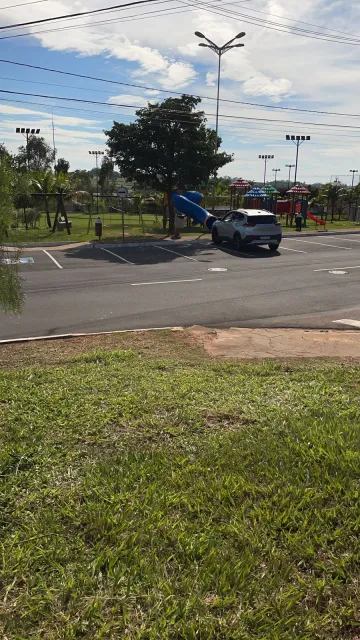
286;185;310;226
243;186;266;210
263;185;280;214
172;191;217;230
229;178;251;209
307;212;326;227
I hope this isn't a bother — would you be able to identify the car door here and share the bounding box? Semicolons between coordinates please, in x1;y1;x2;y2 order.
218;212;234;238
231;212;245;239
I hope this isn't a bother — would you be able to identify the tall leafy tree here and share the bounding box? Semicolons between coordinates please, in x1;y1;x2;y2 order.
55;157;70;175
16;135;54;172
105;95;232;231
0;156;23;313
98;155;115;193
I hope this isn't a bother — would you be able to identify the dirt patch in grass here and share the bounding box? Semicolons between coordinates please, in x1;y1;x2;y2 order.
189;325;360;360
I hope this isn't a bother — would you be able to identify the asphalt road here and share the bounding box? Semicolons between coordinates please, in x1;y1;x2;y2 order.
1;233;360;340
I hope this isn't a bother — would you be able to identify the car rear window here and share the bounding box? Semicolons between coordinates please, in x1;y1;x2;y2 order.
247;216;276;225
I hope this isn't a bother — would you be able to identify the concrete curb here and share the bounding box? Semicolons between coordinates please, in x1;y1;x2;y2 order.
0;326;183;345
5;229;360;250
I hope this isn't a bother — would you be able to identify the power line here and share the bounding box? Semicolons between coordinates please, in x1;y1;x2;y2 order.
185;0;360;45
0;0;52;8
4;87;360;130
4;96;360;145
0;0;173;30
1;58;360;121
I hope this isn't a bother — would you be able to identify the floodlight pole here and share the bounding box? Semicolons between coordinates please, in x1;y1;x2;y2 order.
286;135;311;185
258;154;274;186
15;126;41;170
349;169;358;217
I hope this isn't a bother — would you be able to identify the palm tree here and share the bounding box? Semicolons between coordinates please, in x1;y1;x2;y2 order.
32;171;55;229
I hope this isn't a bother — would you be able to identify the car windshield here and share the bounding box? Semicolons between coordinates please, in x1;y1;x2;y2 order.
247;215;276;226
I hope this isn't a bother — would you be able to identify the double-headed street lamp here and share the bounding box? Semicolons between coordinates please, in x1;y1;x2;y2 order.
195;30;246;213
285;163;295;190
89;150;104;215
15;126;40;170
285;135;310;185
349;169;358;216
272;168;280;189
259;154;274;185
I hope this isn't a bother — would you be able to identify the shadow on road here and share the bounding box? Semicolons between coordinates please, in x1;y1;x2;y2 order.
60;241;281;266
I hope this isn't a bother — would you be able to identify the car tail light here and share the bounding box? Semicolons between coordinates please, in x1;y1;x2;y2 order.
243;222;251;227
275;220;281;226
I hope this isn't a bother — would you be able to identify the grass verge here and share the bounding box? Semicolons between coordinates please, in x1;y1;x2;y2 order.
1;332;360;638
6;212;360;244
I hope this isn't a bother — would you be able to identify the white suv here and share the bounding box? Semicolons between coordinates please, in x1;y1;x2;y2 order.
212;209;282;251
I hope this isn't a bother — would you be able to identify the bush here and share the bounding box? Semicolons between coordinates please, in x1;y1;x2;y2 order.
14;208;41;229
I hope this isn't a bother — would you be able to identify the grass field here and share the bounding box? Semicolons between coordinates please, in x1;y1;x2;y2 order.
1;330;360;639
6;211;360;244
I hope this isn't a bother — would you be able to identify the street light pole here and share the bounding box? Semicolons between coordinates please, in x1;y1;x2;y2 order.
88;150;104;216
259;154;274;186
272;168;280;189
349;169;358;217
286;135;310;185
195;30;246;214
15;127;40;170
285;164;295;190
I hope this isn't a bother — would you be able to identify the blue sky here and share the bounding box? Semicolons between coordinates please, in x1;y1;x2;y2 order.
0;0;360;184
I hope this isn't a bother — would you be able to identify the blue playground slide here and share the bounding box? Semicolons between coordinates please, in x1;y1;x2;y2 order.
172;191;217;230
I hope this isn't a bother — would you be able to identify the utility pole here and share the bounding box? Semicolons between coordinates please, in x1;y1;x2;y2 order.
286;135;310;185
272;168;280;189
52;110;57;173
285;164;295;190
349;169;358;218
259;154;274;185
88;150;104;216
16;126;40;170
195;30;246;214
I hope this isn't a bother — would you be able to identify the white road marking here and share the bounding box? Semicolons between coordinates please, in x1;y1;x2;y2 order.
285;238;352;250
155;245;197;261
333;319;360;329
280;246;307;253
43;250;63;269
327;236;360;243
314;265;360;272
131;278;202;286
101;248;134;265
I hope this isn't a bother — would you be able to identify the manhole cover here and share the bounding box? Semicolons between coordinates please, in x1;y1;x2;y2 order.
329;270;348;275
208;267;227;272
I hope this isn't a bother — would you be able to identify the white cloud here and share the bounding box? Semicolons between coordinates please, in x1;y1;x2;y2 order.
107;94;148;107
242;76;292;100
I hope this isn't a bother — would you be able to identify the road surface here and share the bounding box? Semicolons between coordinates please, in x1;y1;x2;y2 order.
1;233;360;340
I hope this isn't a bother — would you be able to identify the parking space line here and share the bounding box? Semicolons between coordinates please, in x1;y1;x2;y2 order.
131;278;202;286
333;319;360;328
314;265;360;272
284;238;352;250
43;250;63;269
280;246;307;253
101;248;134;265
155;246;197;261
326;236;360;243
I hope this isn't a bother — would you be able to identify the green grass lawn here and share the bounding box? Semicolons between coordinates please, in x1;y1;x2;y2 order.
7;211;360;244
1;331;360;639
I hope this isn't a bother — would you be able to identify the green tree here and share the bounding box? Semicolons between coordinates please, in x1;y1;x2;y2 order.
70;169;94;195
55;157;70;175
16;135;54;172
13;172;33;230
0;156;23;313
105;95;232;232
32;171;56;228
98;155;115;193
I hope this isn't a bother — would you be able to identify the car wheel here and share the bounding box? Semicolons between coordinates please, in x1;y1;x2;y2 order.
269;243;280;251
233;233;243;251
212;227;222;244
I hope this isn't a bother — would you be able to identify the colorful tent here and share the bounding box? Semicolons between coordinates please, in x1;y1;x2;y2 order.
263;185;280;196
231;178;251;191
